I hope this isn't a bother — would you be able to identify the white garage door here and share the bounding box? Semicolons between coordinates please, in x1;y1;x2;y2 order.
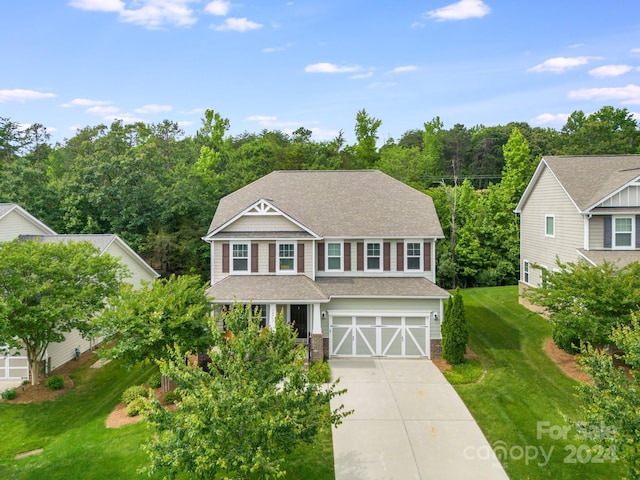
329;313;431;358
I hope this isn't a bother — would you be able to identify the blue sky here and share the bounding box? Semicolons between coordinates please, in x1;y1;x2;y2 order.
2;0;640;144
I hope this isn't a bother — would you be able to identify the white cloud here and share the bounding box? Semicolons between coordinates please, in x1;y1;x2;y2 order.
390;65;418;73
531;113;569;125
134;104;172;114
411;21;425;28
350;72;374;80
103;114;145;123
630;48;640;55
178;120;194;127
0;89;56;102
589;64;635;78
568;43;584;49
70;0;198;29
212;17;262;31
68;0;124;12
86;105;120;115
528;56;596;73
61;98;111;107
426;0;491;22
304;62;360;73
263;42;293;53
309;127;340;141
568;84;640;104
204;0;230;16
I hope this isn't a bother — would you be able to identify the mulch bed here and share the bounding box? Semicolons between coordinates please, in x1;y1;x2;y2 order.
543;338;592;384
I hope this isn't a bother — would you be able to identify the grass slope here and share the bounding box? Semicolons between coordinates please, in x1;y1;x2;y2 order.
460;286;624;479
0;358;334;479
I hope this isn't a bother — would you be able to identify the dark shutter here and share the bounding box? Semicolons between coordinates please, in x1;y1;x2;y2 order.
424;242;431;271
251;243;258;272
317;242;325;271
357;242;364;271
383;242;391;271
222;243;229;273
396;242;404;272
297;242;305;273
344;242;351;271
636;216;640;248
269;243;276;272
603;216;612;248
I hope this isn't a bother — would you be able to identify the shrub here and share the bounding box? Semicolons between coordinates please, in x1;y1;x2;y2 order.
122;385;148;405
46;375;65;390
308;361;331;384
148;372;162;389
1;388;17;400
126;397;147;417
442;288;468;365
163;389;181;405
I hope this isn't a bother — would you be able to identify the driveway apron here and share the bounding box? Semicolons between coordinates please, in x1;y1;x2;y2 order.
329;358;509;480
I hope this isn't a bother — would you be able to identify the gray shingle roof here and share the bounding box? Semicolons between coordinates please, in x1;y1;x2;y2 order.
578;249;640;268
315;276;449;299
207;170;443;238
532;155;640;212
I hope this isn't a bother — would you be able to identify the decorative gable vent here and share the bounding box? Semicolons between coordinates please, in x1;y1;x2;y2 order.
245;199;281;216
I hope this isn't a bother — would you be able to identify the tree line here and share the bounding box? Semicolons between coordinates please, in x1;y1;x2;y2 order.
1;105;639;288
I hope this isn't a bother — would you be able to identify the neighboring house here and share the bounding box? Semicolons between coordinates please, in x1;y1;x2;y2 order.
515;155;640;305
0;204;159;384
203;170;449;361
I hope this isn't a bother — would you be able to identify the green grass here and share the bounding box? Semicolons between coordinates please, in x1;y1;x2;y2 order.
0;357;334;479
459;286;625;479
442;358;483;385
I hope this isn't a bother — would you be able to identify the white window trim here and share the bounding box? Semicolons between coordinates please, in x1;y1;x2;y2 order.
404;241;423;271
613;215;635;250
545;214;555;238
326;241;344;272
365;240;383;272
523;260;530;285
277;241;296;274
231;242;251;274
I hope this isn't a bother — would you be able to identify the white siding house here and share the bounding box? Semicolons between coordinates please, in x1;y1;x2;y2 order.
203;170;449;360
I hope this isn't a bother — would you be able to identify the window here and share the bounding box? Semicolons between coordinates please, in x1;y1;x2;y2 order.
366;242;381;271
545;215;555;237
327;242;342;271
232;243;249;272
251;304;267;328
406;242;422;270
278;243;295;272
523;260;530;284
614;217;634;248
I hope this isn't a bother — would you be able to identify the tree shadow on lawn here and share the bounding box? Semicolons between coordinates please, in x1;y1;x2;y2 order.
465;304;521;354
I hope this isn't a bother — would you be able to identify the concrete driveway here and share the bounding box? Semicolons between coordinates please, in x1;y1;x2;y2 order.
329;358;509;480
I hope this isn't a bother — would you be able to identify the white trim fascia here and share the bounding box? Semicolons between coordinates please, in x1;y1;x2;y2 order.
576;249;598;266
583;215;590;250
109;236;160;279
0;204;57;234
329;235;445;240
515;159;546;213
583;174;640;212
210;297;331;304
202;198;321;241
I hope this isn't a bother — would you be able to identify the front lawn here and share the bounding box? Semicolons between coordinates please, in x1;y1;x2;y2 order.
459;286;625;479
0;356;335;479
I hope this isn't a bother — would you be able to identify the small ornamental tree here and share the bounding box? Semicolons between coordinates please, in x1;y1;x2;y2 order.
0;239;126;385
441;288;468;365
142;304;352;480
578;316;640;479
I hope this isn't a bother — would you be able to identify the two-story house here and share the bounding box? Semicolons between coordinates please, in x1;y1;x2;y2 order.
0;204;158;387
515;155;640;304
203;170;449;361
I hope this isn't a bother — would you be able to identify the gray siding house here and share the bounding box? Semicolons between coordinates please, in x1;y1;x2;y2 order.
515;155;640;301
203;170;449;361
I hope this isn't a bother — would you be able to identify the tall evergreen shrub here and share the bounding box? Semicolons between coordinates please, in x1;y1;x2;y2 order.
442;288;468;364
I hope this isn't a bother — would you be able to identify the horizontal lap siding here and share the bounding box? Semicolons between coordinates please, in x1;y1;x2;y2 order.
223;215;304;232
589;216;605;249
105;242;156;288
520;168;584;286
0;211;52;242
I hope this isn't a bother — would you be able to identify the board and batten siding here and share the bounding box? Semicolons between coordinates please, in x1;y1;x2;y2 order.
0;210;52;242
599;184;640;207
520;167;584;286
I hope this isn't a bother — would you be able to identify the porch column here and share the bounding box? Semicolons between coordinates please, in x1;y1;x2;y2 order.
309;303;324;362
267;303;277;329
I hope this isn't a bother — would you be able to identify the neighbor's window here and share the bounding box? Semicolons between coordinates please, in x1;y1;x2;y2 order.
406;242;422;270
327;242;342;270
232;243;249;272
545;215;555;237
366;242;381;271
523;260;530;284
614;217;633;248
251;304;267;328
278;243;295;272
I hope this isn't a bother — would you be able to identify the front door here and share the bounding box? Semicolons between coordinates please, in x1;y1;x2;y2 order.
290;304;308;340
